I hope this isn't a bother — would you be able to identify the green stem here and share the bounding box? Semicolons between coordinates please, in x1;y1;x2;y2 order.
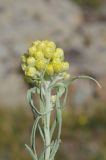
44;84;51;160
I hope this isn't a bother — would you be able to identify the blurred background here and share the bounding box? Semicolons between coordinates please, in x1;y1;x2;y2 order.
0;0;106;159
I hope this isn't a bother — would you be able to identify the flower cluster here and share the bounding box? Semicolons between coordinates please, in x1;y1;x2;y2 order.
21;40;70;83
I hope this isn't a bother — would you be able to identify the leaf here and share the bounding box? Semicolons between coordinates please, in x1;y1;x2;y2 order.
49;140;60;160
25;144;38;160
27;88;41;117
27;88;50;116
58;86;65;97
50;120;56;140
58;84;68;109
31;117;41;153
62;86;68;109
38;124;45;143
67;75;101;88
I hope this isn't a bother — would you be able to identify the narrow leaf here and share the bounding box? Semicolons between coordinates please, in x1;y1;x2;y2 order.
49;140;60;160
25;144;37;160
68;75;101;88
38;124;45;143
50;120;56;140
31;117;41;153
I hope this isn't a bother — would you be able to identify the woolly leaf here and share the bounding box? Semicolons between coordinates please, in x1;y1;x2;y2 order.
67;75;101;88
49;140;60;160
38;124;45;143
25;144;38;160
50;120;56;140
31;117;41;153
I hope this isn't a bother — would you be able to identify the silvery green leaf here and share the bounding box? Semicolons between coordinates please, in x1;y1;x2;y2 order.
58;85;66;107
25;144;38;160
50;120;56;140
61;86;68;109
27;88;40;117
27;88;49;116
31;117;41;153
67;75;101;88
58;86;65;97
38;124;45;143
49;140;60;160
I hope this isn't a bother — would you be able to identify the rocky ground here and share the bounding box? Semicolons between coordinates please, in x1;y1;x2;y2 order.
0;0;106;107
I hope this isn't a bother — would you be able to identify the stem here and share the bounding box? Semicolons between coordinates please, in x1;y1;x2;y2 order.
44;83;51;160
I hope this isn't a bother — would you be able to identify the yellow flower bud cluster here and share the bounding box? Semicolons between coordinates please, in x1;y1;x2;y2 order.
21;40;70;82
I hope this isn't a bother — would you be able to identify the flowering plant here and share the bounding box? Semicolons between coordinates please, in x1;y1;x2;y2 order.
21;40;101;160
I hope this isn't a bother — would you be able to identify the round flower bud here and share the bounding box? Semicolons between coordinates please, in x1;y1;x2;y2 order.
44;47;54;59
35;60;46;71
27;57;36;65
21;63;27;71
46;64;54;76
47;41;56;49
53;61;63;73
56;48;64;55
39;41;47;49
52;48;64;60
21;54;27;63
32;40;41;47
34;50;44;60
28;47;36;56
62;62;69;71
52;58;61;63
25;67;36;77
63;72;70;80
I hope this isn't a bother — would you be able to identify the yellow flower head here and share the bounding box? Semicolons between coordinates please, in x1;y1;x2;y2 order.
28;46;36;56
21;54;27;63
46;64;54;76
32;40;41;47
53;61;63;73
62;62;69;71
34;50;44;60
35;60;46;71
21;63;27;71
21;40;70;83
44;47;54;59
25;67;36;77
52;48;64;60
47;41;56;49
27;57;36;65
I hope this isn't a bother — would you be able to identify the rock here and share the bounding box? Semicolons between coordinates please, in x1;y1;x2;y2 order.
66;22;106;106
68;22;106;77
0;73;28;107
82;23;106;76
0;0;83;51
68;80;96;107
